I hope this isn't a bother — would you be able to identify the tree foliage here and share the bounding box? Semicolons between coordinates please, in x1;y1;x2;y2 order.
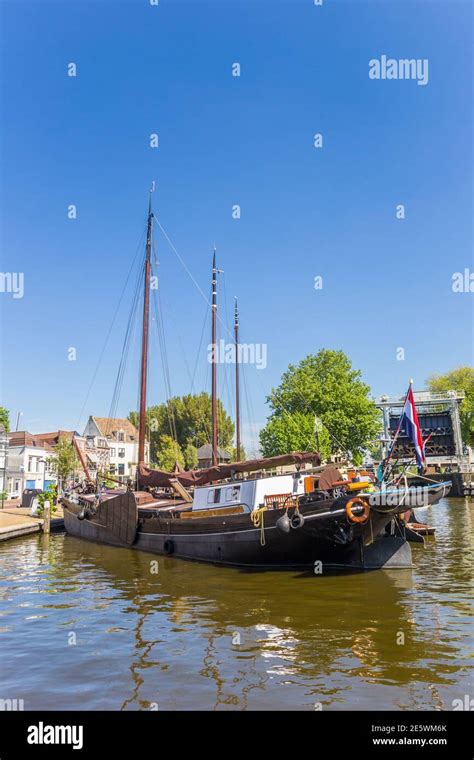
426;366;474;445
260;411;331;460
225;445;247;462
0;407;10;433
156;435;185;472
260;349;381;464
51;439;78;481
129;392;234;465
183;442;198;470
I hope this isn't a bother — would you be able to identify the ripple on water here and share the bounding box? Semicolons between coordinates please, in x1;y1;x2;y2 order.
0;497;472;710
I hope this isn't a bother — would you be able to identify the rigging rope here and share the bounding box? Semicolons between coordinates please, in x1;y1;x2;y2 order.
74;226;147;432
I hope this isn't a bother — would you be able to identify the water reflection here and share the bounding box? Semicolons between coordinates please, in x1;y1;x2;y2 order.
0;499;472;710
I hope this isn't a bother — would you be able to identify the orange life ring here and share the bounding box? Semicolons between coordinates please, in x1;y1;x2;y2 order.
345;497;370;524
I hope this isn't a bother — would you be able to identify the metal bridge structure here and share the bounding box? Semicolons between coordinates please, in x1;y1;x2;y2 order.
376;390;468;470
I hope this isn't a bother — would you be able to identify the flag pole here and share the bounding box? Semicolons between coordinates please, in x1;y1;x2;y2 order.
381;380;413;481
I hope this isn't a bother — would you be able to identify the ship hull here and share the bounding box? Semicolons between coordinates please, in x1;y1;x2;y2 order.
59;485;452;570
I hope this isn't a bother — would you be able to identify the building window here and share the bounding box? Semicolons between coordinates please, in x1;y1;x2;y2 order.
110;448;116;457
28;456;33;472
98;438;108;449
118;464;125;475
118;448;125;458
118;431;124;442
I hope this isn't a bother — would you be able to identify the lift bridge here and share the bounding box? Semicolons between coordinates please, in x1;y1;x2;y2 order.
376;390;467;470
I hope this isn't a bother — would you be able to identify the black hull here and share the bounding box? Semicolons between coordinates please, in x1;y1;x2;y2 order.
62;494;415;571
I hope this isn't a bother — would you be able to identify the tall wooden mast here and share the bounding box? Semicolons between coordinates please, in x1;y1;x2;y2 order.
234;298;241;461
211;248;218;466
138;190;154;465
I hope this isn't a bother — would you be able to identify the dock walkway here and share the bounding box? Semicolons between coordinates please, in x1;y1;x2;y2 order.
0;506;64;542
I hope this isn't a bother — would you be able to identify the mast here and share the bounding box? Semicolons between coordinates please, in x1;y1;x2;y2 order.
73;436;92;482
234;298;241;461
211;248;218;466
138;189;154;465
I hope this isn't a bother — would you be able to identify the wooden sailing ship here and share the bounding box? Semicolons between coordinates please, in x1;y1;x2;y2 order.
62;191;450;570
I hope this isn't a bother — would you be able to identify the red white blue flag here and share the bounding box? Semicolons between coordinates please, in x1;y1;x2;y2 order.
402;385;426;471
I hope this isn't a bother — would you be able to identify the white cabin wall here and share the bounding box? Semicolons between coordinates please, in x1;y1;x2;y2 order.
254;473;306;507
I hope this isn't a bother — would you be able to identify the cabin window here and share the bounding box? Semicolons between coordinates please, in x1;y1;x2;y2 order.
226;485;241;502
207;489;214;504
213;488;221;504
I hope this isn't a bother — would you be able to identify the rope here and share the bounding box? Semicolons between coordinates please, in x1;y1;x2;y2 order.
251;506;268;546
74;225;146;432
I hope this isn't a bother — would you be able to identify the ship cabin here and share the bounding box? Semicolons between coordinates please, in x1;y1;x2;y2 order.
191;471;308;513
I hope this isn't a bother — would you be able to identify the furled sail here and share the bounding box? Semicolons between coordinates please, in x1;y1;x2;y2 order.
137;451;321;489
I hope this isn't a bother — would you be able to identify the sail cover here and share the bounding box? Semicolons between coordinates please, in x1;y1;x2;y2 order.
137;451;321;489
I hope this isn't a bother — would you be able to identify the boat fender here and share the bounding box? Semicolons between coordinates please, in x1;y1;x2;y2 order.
276;512;291;534
290;512;305;529
163;539;174;555
345;498;370;524
77;507;87;521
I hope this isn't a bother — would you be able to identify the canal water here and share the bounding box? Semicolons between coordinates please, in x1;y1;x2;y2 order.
0;498;472;711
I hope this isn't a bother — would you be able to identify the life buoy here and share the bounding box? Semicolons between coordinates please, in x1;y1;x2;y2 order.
345;497;370;524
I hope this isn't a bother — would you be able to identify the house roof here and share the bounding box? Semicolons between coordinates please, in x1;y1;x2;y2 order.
34;430;78;447
197;443;231;460
92;417;138;443
8;431;56;451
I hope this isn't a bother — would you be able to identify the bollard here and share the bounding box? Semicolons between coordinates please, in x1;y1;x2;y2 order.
43;499;51;535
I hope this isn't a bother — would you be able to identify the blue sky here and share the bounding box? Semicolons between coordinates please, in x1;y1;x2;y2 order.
0;0;472;454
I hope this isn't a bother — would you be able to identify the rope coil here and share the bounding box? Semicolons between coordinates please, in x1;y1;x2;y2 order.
251;506;268;546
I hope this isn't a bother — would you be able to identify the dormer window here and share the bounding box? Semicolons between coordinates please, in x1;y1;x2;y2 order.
118;431;125;442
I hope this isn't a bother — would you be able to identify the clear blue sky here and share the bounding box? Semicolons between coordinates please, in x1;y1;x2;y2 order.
0;0;472;454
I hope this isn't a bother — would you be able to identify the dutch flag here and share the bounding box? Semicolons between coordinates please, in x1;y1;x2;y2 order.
402;384;426;471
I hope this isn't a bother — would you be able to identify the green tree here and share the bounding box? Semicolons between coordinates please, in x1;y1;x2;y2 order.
260;411;332;460
129;393;234;463
0;407;10;432
183;441;198;470
225;444;247;462
37;485;58;516
426;366;474;445
261;349;381;465
156;435;185;471
51;438;78;482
